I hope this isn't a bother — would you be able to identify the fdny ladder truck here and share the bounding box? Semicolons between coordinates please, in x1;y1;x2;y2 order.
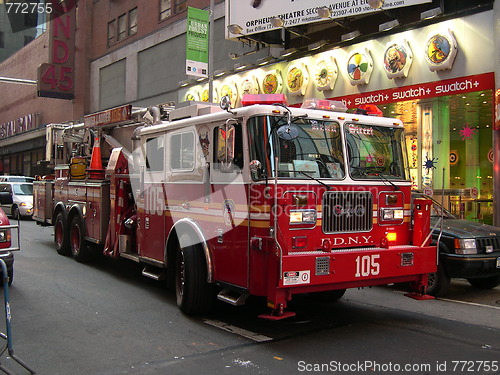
33;95;436;319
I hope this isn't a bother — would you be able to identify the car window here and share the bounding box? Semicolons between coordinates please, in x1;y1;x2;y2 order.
12;184;33;195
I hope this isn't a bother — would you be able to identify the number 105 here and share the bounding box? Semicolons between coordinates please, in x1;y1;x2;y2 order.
355;254;380;277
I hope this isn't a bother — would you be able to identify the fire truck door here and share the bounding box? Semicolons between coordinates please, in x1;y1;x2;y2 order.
210;122;249;288
137;136;166;260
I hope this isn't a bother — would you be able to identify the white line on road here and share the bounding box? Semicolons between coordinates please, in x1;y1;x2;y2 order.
437;298;500;310
203;319;273;342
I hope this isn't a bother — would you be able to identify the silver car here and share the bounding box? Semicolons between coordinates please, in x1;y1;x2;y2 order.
0;182;34;219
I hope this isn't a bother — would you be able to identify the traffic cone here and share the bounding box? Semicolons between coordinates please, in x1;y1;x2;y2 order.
87;134;105;179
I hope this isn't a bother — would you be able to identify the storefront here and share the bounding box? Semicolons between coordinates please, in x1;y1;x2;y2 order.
0;113;46;177
180;8;495;224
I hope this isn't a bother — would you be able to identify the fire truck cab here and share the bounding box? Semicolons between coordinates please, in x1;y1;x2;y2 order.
34;95;437;319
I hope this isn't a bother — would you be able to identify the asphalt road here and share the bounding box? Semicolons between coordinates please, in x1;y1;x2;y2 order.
0;219;498;375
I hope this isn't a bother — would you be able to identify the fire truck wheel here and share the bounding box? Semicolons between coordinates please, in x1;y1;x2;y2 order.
310;288;346;303
175;234;214;315
54;212;70;255
70;216;90;263
426;263;450;296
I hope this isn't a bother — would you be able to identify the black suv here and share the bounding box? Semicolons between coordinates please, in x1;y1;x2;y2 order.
413;193;500;296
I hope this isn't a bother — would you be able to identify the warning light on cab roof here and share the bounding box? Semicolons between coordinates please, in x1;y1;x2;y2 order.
241;94;288;106
301;99;347;112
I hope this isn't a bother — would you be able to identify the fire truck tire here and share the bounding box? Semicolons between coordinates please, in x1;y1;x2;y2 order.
310;288;346;303
426;263;450;296
70;216;91;263
175;234;214;315
54;212;70;256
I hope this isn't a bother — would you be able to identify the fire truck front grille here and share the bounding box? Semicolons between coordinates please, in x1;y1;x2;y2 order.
322;191;373;233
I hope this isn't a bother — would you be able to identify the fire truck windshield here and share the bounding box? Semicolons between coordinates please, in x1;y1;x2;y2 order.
345;124;407;180
248;116;345;180
248;116;407;181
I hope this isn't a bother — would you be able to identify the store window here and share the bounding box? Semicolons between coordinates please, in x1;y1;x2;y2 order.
384;90;494;224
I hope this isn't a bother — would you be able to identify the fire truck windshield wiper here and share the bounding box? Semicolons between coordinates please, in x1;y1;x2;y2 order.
297;171;331;190
376;172;400;191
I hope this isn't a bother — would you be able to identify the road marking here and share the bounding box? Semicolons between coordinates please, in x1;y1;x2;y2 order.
437;298;500;311
203;319;273;342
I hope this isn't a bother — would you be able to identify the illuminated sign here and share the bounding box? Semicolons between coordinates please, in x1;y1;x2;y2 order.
226;0;431;38
331;73;494;108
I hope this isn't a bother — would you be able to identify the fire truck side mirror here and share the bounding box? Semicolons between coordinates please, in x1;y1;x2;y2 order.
217;120;236;173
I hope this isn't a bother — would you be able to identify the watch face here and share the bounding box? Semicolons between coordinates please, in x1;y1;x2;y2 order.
241;78;257;95
426;34;452;65
384;44;408;74
201;89;210;102
316;62;330;87
347;52;370;81
287;66;304;93
263;73;279;94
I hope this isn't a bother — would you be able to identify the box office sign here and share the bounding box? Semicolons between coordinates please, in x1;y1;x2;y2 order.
226;0;431;38
37;2;77;100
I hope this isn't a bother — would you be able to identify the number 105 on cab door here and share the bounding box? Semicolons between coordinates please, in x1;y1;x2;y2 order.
355;255;380;277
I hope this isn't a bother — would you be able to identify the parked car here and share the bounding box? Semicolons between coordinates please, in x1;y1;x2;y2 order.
0;175;35;183
0;207;14;285
0;182;34;219
413;193;500;296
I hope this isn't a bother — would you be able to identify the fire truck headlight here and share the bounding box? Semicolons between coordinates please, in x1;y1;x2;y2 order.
454;238;477;254
290;209;317;225
381;208;404;220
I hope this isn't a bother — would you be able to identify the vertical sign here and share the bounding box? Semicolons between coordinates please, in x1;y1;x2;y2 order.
186;7;209;78
37;1;76;100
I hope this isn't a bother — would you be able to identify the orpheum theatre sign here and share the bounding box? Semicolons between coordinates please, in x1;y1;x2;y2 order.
37;1;77;100
226;0;431;38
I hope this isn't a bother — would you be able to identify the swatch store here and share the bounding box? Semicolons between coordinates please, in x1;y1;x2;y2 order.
181;8;495;224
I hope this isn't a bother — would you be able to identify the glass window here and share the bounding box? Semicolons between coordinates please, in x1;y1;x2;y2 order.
248;116;345;180
146;137;164;172
128;8;137;36
175;0;187;13
107;20;116;46
345;124;406;180
0;32;4;48
170;132;194;171
213;123;243;171
160;0;171;21
117;14;126;41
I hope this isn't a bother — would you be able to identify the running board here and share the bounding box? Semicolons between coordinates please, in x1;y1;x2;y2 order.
142;266;165;281
217;289;249;306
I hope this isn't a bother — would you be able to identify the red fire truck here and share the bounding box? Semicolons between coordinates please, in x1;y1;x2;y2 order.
34;95;436;319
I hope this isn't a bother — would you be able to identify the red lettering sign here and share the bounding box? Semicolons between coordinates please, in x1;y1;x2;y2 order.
329;72;494;108
37;5;76;100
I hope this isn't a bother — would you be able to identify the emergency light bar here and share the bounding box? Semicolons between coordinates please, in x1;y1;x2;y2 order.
301;99;347;112
241;94;288;106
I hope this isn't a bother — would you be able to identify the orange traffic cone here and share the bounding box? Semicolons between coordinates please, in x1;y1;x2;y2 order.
87;134;105;179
